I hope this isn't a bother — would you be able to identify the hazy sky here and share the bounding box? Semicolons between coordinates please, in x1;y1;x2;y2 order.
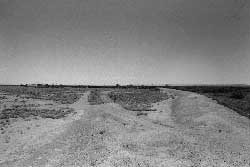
0;0;249;85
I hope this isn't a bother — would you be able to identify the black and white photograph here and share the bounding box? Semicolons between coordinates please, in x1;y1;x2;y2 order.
0;0;250;166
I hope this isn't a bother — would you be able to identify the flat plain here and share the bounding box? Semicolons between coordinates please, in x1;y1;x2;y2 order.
0;86;250;167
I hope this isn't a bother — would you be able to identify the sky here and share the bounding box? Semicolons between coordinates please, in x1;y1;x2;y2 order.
0;0;249;85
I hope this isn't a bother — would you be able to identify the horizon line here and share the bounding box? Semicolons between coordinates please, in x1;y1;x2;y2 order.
0;83;249;87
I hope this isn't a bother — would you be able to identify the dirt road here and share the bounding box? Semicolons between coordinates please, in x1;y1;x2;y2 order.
1;89;250;167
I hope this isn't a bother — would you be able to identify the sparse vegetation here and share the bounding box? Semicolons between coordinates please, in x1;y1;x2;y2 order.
108;88;171;111
0;107;75;120
88;90;105;105
0;85;85;131
230;91;244;99
0;86;86;104
165;85;250;119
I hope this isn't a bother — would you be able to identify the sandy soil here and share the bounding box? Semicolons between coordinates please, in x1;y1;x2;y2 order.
1;89;250;167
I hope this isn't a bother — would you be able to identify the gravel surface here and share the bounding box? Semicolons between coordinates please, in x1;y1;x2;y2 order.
1;89;250;167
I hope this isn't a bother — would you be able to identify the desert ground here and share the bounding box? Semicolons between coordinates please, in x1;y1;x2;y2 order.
1;87;250;167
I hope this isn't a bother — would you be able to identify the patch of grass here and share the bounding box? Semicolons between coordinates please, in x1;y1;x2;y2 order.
0;107;75;120
230;91;244;99
88;90;105;105
108;88;171;111
0;86;86;104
